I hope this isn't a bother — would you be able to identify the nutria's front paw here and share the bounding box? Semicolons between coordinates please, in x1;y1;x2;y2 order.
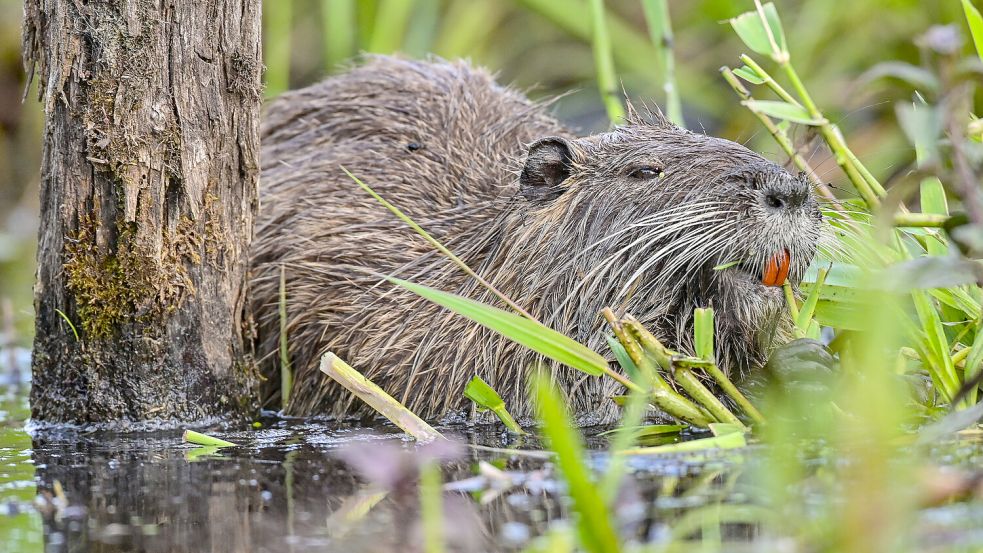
764;338;838;394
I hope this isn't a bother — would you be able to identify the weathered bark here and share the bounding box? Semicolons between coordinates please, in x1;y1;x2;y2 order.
23;0;262;422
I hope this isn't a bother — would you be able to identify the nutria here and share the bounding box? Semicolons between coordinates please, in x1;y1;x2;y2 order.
250;56;824;424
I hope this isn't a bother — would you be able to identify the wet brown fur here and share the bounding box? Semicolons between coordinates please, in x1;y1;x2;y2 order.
250;56;823;424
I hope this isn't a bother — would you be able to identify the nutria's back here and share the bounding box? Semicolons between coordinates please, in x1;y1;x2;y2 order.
251;56;823;423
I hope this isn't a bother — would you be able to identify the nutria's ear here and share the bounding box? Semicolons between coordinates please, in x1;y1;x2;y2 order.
520;137;574;201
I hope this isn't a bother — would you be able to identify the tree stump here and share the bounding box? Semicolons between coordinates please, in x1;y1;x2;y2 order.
23;0;262;422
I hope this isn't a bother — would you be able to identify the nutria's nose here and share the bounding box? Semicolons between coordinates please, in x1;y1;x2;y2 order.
761;176;809;211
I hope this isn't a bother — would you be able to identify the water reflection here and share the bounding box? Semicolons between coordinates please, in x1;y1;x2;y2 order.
15;409;743;553
4;386;982;552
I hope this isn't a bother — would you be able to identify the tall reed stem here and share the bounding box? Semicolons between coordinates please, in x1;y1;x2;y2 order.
588;0;625;123
641;0;683;126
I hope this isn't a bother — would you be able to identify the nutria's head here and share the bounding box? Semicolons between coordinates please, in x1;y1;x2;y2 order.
504;113;824;376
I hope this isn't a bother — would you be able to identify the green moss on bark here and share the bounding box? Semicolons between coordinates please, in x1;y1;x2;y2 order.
63;215;202;340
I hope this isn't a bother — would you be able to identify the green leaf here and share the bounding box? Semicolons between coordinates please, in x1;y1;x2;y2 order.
897;102;943;164
912;289;960;401
930;286;981;320
464;375;506;410
961;321;983;405
729;2;788;62
813;299;867;331
803;262;867;297
54;308;80;342
964;0;983;62
713;260;741;271
708;422;746;437
693;307;715;361
920;177;949;257
733;65;765;85
606;335;639;381
743;100;824;125
796;265;828;331
391;278;608;376
533;375;622;553
464;375;525;434
805;320;822;340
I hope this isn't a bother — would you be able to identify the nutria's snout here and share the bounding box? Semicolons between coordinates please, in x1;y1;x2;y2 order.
716;169;821;291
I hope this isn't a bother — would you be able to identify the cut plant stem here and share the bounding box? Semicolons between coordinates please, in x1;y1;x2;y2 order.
699;363;765;426
894;213;948;228
623;316;751;426
603;309;713;427
620;322;715;426
319;352;444;443
183;429;236;448
672;367;745;427
641;0;683;126
588;0;625;123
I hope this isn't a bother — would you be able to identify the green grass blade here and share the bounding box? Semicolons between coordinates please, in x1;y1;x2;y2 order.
962;320;983;405
343;167;537;321
795;265;829;331
920;177;949;257
54;308;79;341
392;278;608;377
693;307;714;361
587;0;624;123
640;0;683;126
963;0;983;61
533;374;621;553
606;335;639;381
733;65;766;85
911;290;960;401
599;386;649;503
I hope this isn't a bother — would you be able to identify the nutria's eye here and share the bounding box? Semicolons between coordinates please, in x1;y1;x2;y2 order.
764;193;784;209
629;166;663;180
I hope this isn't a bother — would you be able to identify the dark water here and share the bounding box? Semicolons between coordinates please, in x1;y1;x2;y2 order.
2;380;983;553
